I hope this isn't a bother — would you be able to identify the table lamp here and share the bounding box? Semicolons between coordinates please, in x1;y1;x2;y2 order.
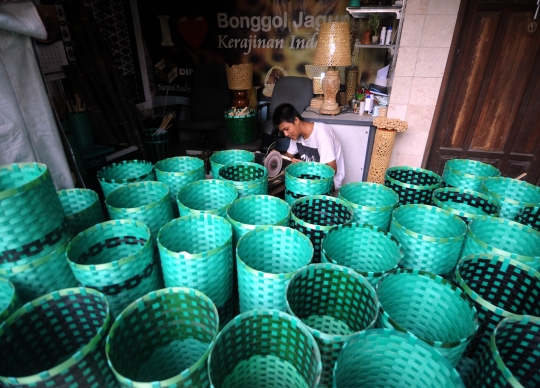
313;22;352;115
225;63;253;108
305;65;327;109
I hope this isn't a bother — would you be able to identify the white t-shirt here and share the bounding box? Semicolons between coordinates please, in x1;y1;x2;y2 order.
286;122;345;189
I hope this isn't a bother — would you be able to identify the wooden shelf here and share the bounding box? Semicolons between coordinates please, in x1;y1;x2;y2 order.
346;6;403;19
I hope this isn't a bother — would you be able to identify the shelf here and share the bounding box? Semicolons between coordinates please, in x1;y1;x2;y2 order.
346;6;403;19
355;44;394;49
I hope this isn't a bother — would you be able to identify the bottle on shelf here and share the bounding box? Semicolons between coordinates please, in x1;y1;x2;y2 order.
380;27;387;45
385;26;393;45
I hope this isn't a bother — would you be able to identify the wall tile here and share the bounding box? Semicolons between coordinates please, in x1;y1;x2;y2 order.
389;76;413;105
414;47;450;77
394;46;418;77
405;0;429;15
391;129;429;155
421;14;457;48
405;104;435;131
390;152;424;167
427;0;461;15
388;103;408;120
399;15;425;47
408;77;442;105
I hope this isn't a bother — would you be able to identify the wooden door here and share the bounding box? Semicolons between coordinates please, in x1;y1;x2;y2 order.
425;0;540;185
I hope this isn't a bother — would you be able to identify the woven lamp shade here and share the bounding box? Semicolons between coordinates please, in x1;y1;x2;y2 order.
226;63;253;90
313;22;352;67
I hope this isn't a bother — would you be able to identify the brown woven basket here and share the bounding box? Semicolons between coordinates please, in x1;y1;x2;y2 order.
263;66;288;97
226;63;253;90
367;129;396;184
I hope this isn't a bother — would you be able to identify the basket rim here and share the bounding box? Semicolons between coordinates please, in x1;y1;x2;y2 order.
0;162;50;200
209;149;255;163
105;181;170;212
339;182;399;211
154;156;205;175
177;179;238;215
226;195;291;230
432;187;501;218
443;159;501;180
218;162;268;184
290;195;354;230
285;162;335;181
57;188;100;219
481;177;540;206
0;287;111;385
97;160;154;183
385;166;442;190
224;108;256;119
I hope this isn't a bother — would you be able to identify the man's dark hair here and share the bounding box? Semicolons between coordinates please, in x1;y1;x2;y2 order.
272;103;303;127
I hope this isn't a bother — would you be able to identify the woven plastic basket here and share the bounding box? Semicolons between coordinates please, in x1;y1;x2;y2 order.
236;226;313;313
454;254;540;361
432;187;501;223
480;177;540;220
218;162;268;198
224;109;257;144
58;188;105;237
321;223;402;286
385;166;442;205
226;195;291;246
461;215;540;270
106;287;219;387
442;159;501;191
66;219;159;318
97;159;155;197
516;205;540;231
0;277;20;326
468;316;540;388
376;269;478;367
290;195;354;263
208;309;321;388
106;181;174;241
68;112;96;150
0;287;116;387
390;204;467;276
209;149;255;179
177;179;238;218
338;182;399;231
333;329;465;388
142;128;169;163
285;263;378;387
0;163;66;262
157;214;233;325
284;162;335;205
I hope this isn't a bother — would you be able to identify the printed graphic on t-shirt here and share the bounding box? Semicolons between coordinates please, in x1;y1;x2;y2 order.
297;144;320;162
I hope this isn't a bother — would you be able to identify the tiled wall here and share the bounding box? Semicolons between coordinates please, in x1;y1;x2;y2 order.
387;0;461;167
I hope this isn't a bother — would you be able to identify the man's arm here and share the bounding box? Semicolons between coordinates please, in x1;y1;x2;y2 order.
326;159;337;173
283;152;302;163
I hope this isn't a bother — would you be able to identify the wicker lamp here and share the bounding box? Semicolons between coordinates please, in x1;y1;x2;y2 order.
313;22;352;115
226;63;253;108
305;65;327;109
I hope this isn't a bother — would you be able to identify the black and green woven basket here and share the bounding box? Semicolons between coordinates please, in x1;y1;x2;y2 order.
338;182;399;231
236;226;313;313
376;269;478;367
209;149;255;179
0;287;116;387
321;222;402;286
515;205;540;232
461;215;540;270
97;159;155;197
432;187;501;223
385;166;442;205
284;162;335;206
333;329;465;388
142;128;169;163
224;109;257;144
208;309;322;388
390;204;467;276
106;287;219;387
285;263;379;387
481;177;540;220
0;277;20;326
290;195;354;263
218;162;268;198
453;254;540;362
58;188;105;237
442;159;501;191
157;214;233;325
68;112;96;150
177;179;238;218
226;195;291;246
66;219;159;318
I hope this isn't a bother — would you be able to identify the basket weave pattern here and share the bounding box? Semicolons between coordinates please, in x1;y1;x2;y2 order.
285;162;334;205
385;166;441;205
58;188;104;237
0;278;20;326
442;159;501;191
481;177;540;220
155;156;206;206
516;205;540;231
177;179;238;218
218;162;268;198
209;149;255;179
97;160;155;197
432;187;500;224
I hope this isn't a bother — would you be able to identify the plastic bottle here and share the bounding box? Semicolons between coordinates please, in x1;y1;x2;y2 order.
380;27;387;45
364;94;372;114
385;26;393;45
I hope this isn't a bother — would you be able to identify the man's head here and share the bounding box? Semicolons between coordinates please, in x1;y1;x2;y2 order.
272;103;303;141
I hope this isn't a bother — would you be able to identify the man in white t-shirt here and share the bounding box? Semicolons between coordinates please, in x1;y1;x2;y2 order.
272;103;345;191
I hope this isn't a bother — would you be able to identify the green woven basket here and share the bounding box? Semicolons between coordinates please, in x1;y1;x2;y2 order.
106;181;174;241
209;149;255;180
155;156;206;211
0;236;78;303
58;188;105;237
224;109;257;144
0;163;66;263
106;287;219;388
226;195;291;246
480;177;540;220
516;205;540;232
0;277;20;326
333;329;465;388
66;219;159;318
461;215;540;270
338;182;399;231
157;214;233;325
390;204;467;276
285;263;378;387
443;159;501;191
376;269;478;367
218;162;268;198
68;112;96;150
236;226;313;313
290;195;354;263
208;309;322;388
97;160;155;197
453;254;540;361
432;187;501;223
142;128;169;163
0;287;116;387
321;223;402;286
284;162;335;206
468;316;540;388
385;166;442;205
177;179;238;218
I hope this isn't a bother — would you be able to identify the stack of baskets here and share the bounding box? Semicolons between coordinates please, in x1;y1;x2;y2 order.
209;149;254;179
284;162;335;205
97;160;155;197
218;162;268;198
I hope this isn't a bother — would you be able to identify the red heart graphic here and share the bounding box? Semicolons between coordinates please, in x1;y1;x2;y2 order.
177;14;208;49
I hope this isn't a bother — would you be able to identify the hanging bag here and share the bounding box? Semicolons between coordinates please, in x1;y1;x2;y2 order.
262;66;288;97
